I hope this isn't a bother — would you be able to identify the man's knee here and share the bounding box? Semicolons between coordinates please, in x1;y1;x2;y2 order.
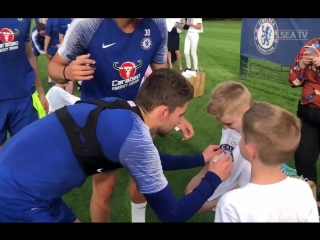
129;177;145;202
191;50;197;56
129;177;138;194
184;52;190;56
92;171;117;205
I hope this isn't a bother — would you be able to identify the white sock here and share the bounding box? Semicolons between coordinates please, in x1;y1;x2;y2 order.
131;201;147;223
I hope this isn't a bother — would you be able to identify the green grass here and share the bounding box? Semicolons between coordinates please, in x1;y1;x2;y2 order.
34;21;319;222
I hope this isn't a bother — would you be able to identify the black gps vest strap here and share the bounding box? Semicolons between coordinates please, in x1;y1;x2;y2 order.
55;99;144;176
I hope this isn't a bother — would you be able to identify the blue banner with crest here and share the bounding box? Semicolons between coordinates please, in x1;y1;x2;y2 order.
240;18;320;67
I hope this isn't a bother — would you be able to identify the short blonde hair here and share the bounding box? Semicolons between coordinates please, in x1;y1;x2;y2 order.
242;101;301;166
207;81;252;118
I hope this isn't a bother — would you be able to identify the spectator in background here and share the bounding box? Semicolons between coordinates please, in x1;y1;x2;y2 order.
288;38;320;215
166;18;184;71
44;18;61;85
34;18;47;25
184;18;203;72
58;18;73;43
0;18;48;149
31;23;45;61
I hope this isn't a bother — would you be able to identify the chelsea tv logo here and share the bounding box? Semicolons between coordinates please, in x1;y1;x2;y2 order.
254;18;279;55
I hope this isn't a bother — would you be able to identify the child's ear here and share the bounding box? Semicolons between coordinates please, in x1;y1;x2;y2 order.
245;144;256;159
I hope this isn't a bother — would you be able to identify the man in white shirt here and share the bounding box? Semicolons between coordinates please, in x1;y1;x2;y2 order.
184;18;203;72
215;101;319;222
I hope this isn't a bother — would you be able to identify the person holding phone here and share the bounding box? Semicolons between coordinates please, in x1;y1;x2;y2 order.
166;18;184;71
288;38;320;216
184;18;203;72
47;18;195;223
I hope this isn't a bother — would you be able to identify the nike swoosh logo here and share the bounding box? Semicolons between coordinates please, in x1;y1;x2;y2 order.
102;43;116;48
97;168;104;173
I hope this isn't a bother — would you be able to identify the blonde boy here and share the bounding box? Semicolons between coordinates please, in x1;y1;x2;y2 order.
215;101;318;222
185;81;252;212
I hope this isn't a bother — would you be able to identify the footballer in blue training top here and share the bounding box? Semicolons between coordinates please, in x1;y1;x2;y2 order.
50;18;167;101
48;18;195;223
0;18;47;146
0;69;228;222
44;18;60;59
31;23;45;59
58;18;72;40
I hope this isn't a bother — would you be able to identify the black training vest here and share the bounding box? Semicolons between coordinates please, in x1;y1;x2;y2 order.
55;99;144;177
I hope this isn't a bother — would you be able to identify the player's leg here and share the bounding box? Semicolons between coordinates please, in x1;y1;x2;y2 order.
175;33;182;71
129;177;147;222
91;171;117;222
0;100;10;149
46;47;56;86
8;96;38;139
184;32;192;71
294;121;319;183
31;41;40;61
167;50;172;68
64;81;74;95
190;32;199;71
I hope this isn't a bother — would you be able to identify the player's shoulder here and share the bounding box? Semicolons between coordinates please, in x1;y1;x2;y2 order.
149;18;167;35
70;18;104;29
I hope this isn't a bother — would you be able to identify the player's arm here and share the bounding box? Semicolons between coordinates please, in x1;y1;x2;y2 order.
151;18;168;69
25;19;45;97
214;197;239;222
44;19;52;54
119;133;221;222
288;38;317;88
48;18;93;84
187;18;202;29
158;152;204;171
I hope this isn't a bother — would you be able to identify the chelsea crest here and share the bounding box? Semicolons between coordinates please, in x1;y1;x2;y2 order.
254;18;279;55
141;37;152;50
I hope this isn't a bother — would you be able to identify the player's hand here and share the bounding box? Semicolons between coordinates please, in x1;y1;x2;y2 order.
177;117;194;140
208;151;233;182
38;92;49;114
202;145;224;164
65;54;96;81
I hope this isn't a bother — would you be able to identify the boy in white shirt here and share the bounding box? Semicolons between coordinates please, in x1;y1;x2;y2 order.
185;81;252;212
215;101;319;222
45;85;80;114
